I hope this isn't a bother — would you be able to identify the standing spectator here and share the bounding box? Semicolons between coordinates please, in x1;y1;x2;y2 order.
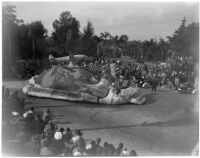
35;114;45;134
152;76;158;92
42;109;51;124
175;77;180;90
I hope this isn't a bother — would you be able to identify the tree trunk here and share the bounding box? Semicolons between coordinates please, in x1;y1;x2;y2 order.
32;38;35;64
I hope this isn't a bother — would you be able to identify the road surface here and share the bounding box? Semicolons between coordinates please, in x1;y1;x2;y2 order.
3;80;199;156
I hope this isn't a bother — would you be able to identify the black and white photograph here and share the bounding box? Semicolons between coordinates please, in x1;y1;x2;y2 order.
2;0;199;156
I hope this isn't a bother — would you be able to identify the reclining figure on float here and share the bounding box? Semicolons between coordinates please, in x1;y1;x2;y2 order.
23;54;146;105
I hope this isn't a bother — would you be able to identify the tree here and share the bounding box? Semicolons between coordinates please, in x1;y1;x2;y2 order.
28;21;47;62
158;38;169;61
17;24;32;59
167;17;199;60
81;21;98;56
52;11;80;55
2;4;23;60
83;21;94;38
99;32;115;57
100;32;112;41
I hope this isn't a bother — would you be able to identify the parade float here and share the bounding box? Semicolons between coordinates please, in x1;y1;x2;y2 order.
23;55;146;105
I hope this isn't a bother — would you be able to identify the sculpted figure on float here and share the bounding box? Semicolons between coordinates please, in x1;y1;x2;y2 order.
23;54;146;105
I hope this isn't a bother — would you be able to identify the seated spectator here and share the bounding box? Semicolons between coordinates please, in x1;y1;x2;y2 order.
71;130;81;144
122;148;129;156
6;90;23;114
40;135;54;156
108;143;116;156
130;149;137;156
63;127;73;143
23;107;35;120
51;131;65;156
85;140;96;156
25;134;41;156
95;138;103;155
102;142;109;156
115;143;124;156
3;87;10;100
60;127;64;133
76;130;86;154
9;111;24;134
44;121;56;138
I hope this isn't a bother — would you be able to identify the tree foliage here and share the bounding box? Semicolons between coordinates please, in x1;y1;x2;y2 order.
52;11;80;55
2;4;199;79
167;18;199;60
81;21;98;56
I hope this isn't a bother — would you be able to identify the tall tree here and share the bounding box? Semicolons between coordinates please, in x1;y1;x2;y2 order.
28;21;47;62
158;38;169;61
52;11;80;55
2;4;23;60
83;21;94;38
167;17;199;60
81;21;98;56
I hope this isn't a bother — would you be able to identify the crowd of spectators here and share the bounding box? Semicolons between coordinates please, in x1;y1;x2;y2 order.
77;55;198;94
2;86;138;156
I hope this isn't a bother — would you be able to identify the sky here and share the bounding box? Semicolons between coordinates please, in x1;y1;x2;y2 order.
5;1;199;41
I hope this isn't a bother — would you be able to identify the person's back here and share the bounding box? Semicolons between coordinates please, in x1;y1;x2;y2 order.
130;149;137;156
40;145;54;156
26;134;41;156
51;139;65;156
39;136;54;156
43;109;51;124
77;136;86;153
63;128;73;143
35;115;45;134
115;143;123;156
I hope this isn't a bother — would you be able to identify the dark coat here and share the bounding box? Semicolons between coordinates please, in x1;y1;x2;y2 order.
50;139;65;155
25;136;41;156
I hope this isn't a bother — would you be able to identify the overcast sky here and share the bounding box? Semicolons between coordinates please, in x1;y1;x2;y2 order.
6;1;199;41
